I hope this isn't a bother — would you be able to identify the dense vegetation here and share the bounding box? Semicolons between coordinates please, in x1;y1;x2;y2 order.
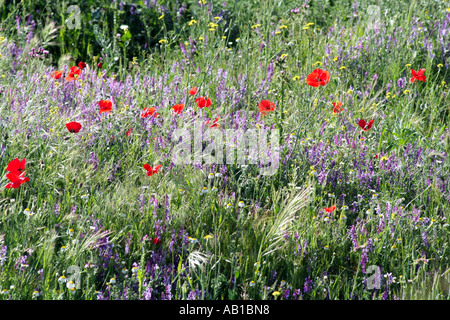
0;0;449;300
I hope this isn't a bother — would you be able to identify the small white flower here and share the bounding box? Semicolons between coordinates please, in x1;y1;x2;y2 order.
324;216;330;222
226;203;232;209
208;173;215;179
23;208;35;217
238;201;245;208
215;173;223;178
179;188;185;194
1;289;8;295
122;268;127;274
81;194;89;200
201;187;208;194
249;281;255;287
58;276;67;283
60;246;68;252
68;229;74;236
32;290;40;298
120;24;129;30
132;267;139;274
67;281;76;290
188;237;199;244
110;278;116;284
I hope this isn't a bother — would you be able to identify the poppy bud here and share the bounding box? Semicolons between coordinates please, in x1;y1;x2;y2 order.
98;62;102;68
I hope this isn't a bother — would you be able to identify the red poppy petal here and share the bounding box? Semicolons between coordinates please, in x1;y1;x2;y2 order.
306;73;320;87
358;119;366;129
319;70;331;84
189;87;197;95
417;75;426;82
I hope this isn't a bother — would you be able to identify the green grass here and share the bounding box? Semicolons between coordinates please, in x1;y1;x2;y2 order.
0;0;449;300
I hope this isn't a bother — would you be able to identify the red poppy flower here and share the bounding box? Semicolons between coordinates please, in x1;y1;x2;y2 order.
51;71;63;79
66;121;82;133
358;119;375;132
153;238;161;245
189;87;198;95
99;100;113;114
97;62;102;68
78;61;87;69
306;69;331;87
258;100;276;116
409;69;426;83
324;205;336;213
172;104;185;114
6;158;26;174
195;97;212;108
143;164;162;177
126;128;132;137
332;102;343;113
66;66;82;82
206;117;220;128
5;171;29;189
141;107;158;118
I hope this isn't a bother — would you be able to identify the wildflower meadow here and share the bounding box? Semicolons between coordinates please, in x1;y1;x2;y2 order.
0;0;449;303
